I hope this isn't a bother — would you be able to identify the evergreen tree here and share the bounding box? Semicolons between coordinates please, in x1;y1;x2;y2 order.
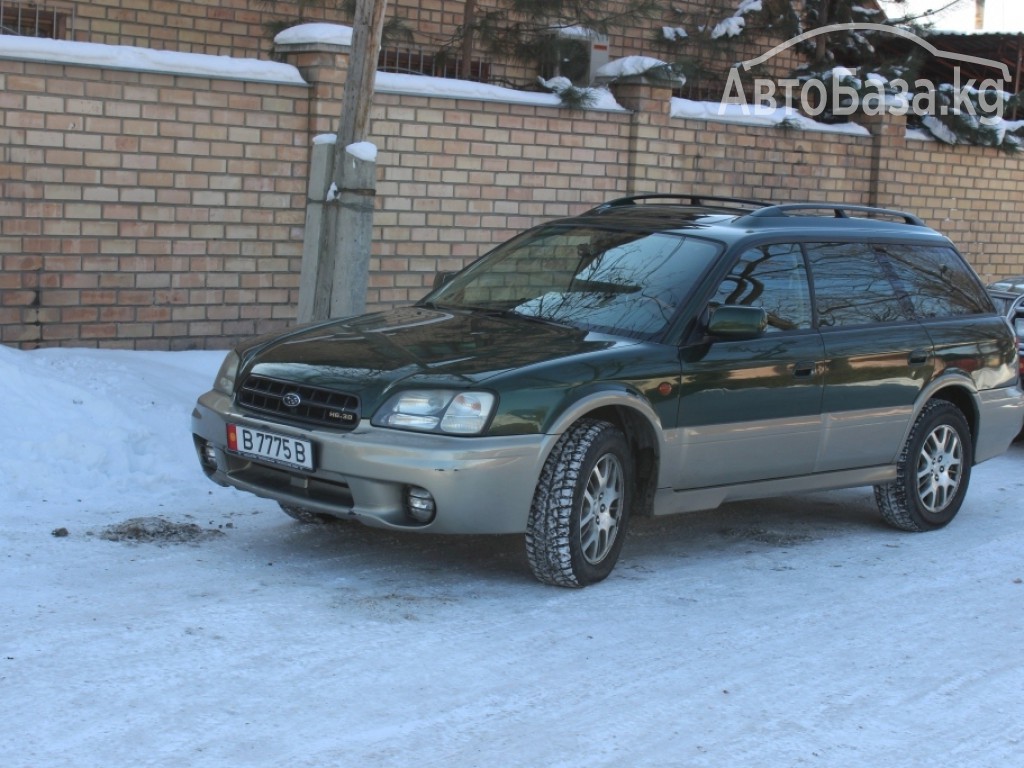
684;0;1021;149
791;1;1021;149
442;0;664;87
254;0;1021;147
649;0;801;101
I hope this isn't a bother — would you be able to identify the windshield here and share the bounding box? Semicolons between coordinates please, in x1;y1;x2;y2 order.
424;224;722;339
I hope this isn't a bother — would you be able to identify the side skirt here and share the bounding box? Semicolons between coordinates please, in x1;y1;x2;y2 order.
651;466;898;516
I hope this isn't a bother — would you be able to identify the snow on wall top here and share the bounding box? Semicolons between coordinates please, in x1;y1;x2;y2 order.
274;23;354;47
0;35;306;84
596;56;671;79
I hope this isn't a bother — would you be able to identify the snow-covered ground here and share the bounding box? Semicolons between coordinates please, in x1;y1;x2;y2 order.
3;345;1022;767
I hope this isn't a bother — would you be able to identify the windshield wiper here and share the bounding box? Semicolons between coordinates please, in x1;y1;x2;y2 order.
459;305;574;329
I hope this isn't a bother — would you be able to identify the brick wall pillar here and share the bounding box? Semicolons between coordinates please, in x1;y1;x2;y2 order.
609;76;673;118
275;41;351;136
608;76;673;195
857;108;907;210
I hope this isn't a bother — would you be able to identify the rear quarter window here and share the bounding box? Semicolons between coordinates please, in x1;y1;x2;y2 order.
881;244;994;318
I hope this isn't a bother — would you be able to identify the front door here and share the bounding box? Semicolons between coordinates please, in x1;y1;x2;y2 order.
673;243;825;489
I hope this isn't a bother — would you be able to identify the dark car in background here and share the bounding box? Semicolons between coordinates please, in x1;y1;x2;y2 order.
988;278;1024;434
988;280;1024;322
192;196;1024;586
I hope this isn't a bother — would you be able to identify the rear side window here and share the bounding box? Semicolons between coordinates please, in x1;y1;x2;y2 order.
805;243;913;327
881;244;993;317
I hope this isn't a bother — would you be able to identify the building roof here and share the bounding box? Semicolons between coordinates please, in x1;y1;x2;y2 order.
923;30;1024;86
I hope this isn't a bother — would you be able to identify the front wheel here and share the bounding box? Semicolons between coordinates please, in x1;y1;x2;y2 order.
526;419;632;587
874;400;973;532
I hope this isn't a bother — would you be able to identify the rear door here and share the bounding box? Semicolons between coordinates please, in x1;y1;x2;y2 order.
807;242;934;471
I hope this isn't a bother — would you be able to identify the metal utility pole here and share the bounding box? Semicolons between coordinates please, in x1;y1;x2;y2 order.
302;0;389;323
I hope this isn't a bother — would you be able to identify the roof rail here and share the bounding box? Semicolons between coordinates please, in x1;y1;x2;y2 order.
743;203;926;226
593;194;771;212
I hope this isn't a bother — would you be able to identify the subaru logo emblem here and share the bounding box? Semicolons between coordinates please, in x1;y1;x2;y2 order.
282;392;302;408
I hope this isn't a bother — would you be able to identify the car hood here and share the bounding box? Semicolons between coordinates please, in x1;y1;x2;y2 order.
240;306;623;411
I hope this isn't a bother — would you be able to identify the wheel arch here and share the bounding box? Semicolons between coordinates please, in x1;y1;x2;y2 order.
545;392;663;517
918;377;980;460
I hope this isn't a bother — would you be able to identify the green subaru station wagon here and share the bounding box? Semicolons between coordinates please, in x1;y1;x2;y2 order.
192;196;1024;586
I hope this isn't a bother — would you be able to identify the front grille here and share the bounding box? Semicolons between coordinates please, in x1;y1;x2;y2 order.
237;375;360;430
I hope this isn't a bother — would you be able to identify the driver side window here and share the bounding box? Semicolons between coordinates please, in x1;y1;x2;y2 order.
709;243;812;332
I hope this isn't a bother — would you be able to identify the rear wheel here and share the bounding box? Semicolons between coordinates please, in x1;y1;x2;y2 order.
874;400;972;532
526;419;632;587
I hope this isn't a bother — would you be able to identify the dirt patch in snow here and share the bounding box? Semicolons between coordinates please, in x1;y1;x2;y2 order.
97;516;225;545
720;527;818;547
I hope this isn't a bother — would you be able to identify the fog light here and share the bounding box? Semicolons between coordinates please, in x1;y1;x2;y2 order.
406;486;436;524
196;438;219;471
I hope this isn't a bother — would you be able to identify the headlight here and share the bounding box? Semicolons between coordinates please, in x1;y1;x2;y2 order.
213;351;240;395
372;390;496;435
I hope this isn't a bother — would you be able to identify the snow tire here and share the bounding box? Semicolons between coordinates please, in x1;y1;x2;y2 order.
526;419;632;587
874;400;972;532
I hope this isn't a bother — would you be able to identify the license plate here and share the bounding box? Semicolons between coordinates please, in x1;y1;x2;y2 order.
226;424;314;471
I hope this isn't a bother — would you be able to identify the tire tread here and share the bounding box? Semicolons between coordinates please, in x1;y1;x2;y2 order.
526;419;619;587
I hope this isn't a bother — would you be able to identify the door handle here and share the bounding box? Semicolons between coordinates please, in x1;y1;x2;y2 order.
793;361;818;378
908;350;931;366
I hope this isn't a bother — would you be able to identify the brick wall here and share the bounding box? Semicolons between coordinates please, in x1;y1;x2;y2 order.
365;89;634;307
2;38;1024;350
55;0;760;88
873;127;1024;276
0;55;310;348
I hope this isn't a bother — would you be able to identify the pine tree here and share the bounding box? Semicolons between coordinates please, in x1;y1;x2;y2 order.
253;0;1021;147
649;0;801;101
443;0;664;87
799;0;892;68
687;0;1021;149
792;1;1021;149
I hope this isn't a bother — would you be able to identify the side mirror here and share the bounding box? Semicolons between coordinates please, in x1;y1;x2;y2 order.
707;305;768;339
432;271;456;291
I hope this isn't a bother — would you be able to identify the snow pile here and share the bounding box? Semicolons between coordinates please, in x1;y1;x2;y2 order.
0;347;221;506
662;26;688;41
0;34;305;84
346;141;379;162
549;25;595;40
711;15;746;39
595;56;685;87
711;0;763;39
379;70;624;110
597;55;671;80
671;97;871;135
274;22;353;47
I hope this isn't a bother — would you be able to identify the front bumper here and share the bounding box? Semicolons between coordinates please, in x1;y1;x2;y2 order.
191;391;556;534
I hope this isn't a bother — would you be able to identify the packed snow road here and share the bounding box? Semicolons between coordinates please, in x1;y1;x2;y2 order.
2;347;1022;767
